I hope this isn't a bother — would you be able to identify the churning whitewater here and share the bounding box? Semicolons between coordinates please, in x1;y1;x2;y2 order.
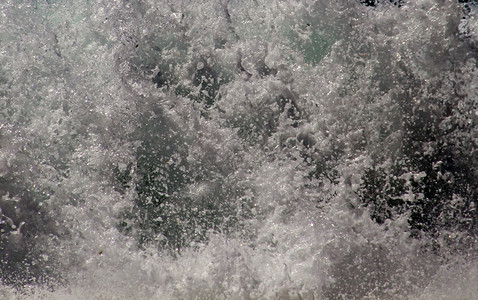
1;0;478;299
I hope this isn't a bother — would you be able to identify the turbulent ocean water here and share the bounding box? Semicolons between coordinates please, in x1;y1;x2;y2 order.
1;0;478;299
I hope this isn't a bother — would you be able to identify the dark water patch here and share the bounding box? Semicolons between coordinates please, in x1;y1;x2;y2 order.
0;177;63;289
116;109;253;254
359;0;403;7
357;74;478;253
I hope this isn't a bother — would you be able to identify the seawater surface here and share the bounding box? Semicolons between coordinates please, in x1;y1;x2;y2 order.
1;0;478;299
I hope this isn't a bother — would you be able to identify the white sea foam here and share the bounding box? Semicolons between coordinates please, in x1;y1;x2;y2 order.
0;0;477;299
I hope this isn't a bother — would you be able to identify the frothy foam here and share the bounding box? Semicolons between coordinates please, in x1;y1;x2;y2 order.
1;0;477;299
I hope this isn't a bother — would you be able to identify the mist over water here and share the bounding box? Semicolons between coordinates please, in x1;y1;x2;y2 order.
1;0;478;299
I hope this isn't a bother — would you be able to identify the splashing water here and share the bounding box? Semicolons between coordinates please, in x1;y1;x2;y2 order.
1;0;478;299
